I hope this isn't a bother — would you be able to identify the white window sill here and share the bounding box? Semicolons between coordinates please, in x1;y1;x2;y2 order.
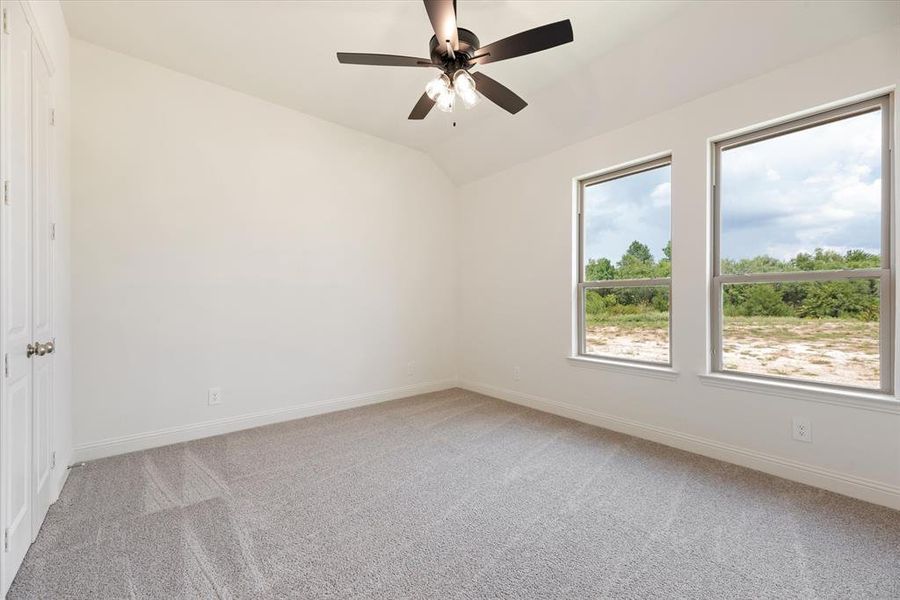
567;356;679;381
698;373;900;414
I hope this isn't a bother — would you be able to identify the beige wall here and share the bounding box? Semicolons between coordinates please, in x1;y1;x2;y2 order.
71;40;458;456
457;28;900;508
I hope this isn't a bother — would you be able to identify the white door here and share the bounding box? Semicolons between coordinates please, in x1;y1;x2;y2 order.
1;0;35;584
1;1;55;592
30;34;54;536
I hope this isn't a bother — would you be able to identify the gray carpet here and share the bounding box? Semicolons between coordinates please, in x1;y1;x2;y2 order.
9;388;900;599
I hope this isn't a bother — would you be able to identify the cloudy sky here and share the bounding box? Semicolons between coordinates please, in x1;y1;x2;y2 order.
583;109;882;266
721;109;881;261
584;164;671;265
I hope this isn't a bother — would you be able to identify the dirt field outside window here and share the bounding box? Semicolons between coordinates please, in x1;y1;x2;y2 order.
585;316;879;388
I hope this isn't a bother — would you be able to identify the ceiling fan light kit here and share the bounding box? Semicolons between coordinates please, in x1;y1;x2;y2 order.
453;70;480;109
424;69;479;113
425;74;451;101
336;0;573;120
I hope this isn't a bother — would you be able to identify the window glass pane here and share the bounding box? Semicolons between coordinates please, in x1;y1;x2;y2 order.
583;164;671;281
584;286;669;363
721;279;880;389
720;110;882;275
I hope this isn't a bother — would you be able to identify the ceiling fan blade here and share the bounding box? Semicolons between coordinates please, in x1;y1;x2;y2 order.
336;53;437;68
469;19;573;66
408;92;436;120
471;72;527;114
423;0;459;52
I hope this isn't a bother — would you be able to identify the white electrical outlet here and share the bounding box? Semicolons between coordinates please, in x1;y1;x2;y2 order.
406;361;415;377
513;366;521;381
792;416;811;442
208;387;222;406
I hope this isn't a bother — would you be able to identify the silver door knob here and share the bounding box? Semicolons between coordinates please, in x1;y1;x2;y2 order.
26;341;55;358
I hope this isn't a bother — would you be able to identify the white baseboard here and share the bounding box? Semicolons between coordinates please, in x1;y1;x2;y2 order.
459;380;900;511
53;464;69;501
74;379;457;462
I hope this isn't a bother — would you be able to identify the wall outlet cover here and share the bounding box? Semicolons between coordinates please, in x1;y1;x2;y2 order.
208;387;222;406
792;416;811;443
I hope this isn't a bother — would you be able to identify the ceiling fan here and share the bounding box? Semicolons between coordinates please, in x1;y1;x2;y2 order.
336;0;574;119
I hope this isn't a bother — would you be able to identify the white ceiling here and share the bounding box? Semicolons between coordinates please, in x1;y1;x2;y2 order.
61;0;900;184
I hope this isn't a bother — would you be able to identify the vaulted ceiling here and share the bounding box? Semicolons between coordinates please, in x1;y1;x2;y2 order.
61;0;900;183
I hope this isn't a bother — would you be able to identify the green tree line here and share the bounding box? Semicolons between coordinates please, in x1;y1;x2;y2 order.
586;243;879;321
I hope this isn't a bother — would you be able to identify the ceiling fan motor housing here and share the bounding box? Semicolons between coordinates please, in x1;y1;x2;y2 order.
430;28;480;72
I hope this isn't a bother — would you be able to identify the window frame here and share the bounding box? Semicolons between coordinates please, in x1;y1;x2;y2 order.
576;155;673;367
710;94;894;393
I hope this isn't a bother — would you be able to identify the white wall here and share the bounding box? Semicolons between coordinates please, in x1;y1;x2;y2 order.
25;0;71;498
458;28;900;509
71;41;457;457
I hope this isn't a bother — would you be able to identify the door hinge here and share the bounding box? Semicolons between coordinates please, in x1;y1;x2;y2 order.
3;180;9;205
50;108;55;126
3;528;8;552
4;353;8;377
2;8;9;35
50;222;56;240
51;451;56;470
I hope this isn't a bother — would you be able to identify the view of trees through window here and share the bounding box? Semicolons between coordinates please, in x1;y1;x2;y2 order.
720;247;881;388
580;100;887;387
580;101;887;387
714;104;885;389
581;161;671;363
583;242;670;362
584;241;882;384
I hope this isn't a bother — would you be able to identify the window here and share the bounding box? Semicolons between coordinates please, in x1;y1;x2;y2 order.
712;96;892;392
577;156;672;365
